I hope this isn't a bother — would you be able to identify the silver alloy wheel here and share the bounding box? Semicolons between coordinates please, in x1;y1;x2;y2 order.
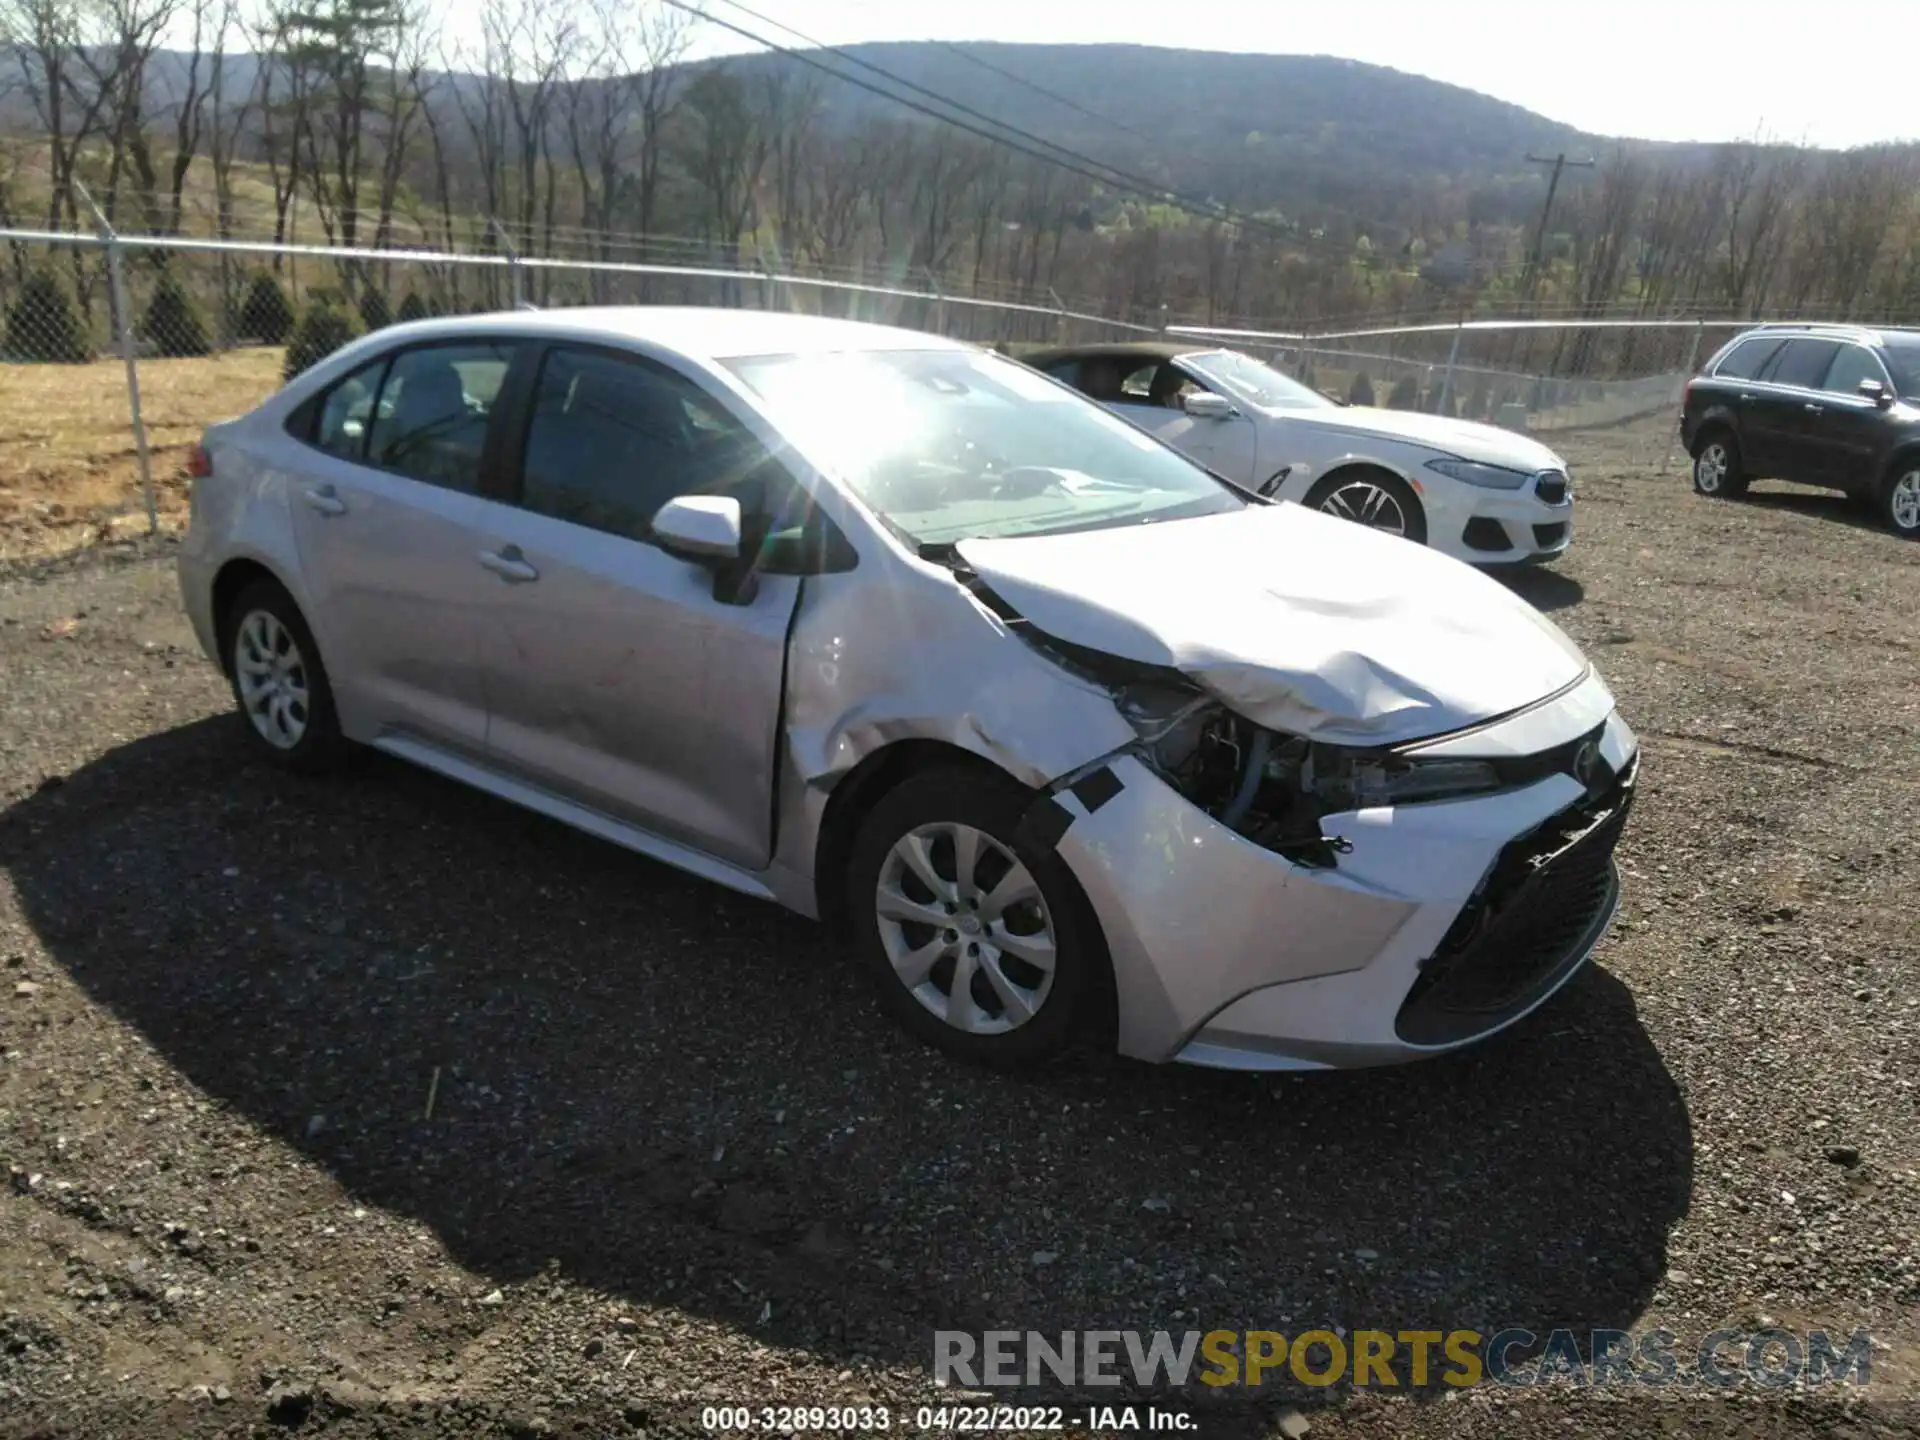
1891;470;1920;532
1695;442;1729;494
874;821;1056;1035
1318;479;1408;536
234;608;311;750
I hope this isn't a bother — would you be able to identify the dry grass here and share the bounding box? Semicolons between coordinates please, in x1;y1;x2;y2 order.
0;347;284;559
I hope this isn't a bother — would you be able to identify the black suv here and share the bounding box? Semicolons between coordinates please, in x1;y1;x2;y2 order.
1680;323;1920;537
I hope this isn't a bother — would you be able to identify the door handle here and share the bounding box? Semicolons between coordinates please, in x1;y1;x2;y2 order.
302;485;347;517
478;545;539;584
1803;403;1824;414
1738;393;1754;403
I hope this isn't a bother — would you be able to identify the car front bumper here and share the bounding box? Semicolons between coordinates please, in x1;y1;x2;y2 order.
1424;468;1574;564
1047;691;1638;1071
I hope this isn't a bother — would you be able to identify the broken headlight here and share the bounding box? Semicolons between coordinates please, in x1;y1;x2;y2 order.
1119;686;1505;867
1305;749;1502;810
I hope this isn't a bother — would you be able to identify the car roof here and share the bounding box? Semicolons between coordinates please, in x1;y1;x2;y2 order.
1020;340;1214;369
356;306;973;361
1734;322;1920;349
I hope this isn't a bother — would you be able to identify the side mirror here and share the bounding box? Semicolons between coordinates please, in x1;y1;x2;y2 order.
652;494;742;563
1183;390;1237;420
1858;377;1894;408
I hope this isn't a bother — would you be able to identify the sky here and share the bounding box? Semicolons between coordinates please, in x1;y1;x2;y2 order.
683;0;1915;150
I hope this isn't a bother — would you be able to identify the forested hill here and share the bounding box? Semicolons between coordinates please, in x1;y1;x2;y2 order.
702;42;1666;227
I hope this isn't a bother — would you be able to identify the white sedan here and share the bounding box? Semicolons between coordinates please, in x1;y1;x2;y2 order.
1025;342;1575;564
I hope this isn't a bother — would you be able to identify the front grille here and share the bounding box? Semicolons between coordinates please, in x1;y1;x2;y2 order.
1535;470;1570;505
1395;757;1635;1046
1462;516;1512;552
1533;522;1569;548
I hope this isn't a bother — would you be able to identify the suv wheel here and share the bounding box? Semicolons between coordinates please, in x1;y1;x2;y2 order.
846;766;1105;1068
1692;432;1749;498
1884;465;1920;539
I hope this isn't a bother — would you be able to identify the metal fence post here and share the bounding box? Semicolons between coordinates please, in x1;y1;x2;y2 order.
74;180;156;535
489;218;525;310
1436;319;1465;412
1048;286;1067;344
923;268;947;336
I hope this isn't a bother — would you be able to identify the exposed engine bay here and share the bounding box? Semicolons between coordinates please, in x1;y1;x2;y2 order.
954;566;1525;871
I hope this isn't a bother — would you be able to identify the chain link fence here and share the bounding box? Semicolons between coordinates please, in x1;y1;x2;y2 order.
0;218;1158;559
0;206;1832;564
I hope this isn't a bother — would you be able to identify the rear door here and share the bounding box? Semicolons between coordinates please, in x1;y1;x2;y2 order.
286;338;521;753
472;342;803;870
1748;338;1840;482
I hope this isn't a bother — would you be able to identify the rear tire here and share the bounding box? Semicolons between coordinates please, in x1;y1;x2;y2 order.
846;766;1107;1068
1303;467;1428;544
1880;463;1920;539
220;579;348;774
1691;430;1749;499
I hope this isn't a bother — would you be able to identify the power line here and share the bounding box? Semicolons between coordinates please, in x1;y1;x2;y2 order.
928;40;1162;147
669;0;1303;246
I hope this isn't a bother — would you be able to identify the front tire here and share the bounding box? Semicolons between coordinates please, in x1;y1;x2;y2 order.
846;766;1106;1068
220;579;347;773
1691;431;1749;498
1880;464;1920;539
1302;468;1428;544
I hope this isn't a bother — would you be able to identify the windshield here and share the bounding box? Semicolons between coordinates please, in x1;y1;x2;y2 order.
725;348;1246;546
1182;349;1332;410
1879;338;1920;400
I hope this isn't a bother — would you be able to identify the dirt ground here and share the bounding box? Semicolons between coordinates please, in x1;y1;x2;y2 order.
0;350;283;560
0;416;1917;1439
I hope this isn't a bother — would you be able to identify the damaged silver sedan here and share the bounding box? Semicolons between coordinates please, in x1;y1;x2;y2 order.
178;307;1638;1071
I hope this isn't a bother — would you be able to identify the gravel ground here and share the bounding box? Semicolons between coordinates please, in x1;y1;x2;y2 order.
0;417;1916;1439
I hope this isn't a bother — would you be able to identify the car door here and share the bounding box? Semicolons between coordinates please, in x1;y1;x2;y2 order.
1805;343;1890;493
472;342;803;871
1169;361;1260;483
285;338;521;754
1747;338;1840;482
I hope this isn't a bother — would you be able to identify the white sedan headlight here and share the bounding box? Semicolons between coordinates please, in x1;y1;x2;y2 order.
1426;456;1532;490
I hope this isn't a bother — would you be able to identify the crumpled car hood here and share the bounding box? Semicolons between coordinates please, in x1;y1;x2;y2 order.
956;503;1590;745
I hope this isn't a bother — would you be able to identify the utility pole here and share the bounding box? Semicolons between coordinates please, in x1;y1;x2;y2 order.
1521;152;1596;300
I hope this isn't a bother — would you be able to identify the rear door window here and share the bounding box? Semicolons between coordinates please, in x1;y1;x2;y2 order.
1764;339;1841;390
365;341;518;493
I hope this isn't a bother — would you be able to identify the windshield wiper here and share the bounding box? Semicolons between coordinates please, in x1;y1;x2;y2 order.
916;540;963;563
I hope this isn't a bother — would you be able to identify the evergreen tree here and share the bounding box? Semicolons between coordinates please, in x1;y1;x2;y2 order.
2;270;91;363
283;300;361;381
140;273;212;357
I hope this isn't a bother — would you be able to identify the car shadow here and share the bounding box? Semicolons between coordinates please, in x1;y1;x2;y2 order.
1490;565;1585;613
0;719;1691;1432
1738;484;1885;535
